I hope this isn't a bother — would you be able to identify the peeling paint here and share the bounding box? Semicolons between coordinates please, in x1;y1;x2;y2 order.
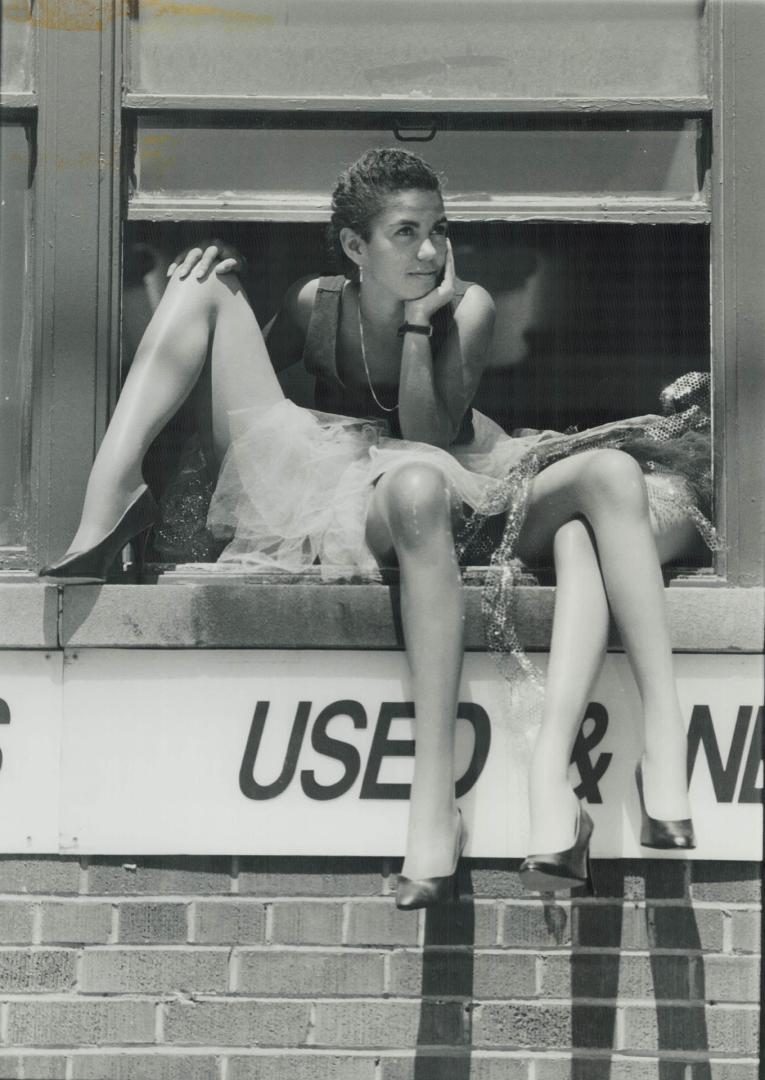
2;0;275;32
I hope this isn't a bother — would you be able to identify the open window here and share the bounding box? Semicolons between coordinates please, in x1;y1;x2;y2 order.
122;109;712;571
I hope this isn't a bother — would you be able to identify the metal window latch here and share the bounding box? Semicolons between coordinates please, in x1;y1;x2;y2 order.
393;122;437;143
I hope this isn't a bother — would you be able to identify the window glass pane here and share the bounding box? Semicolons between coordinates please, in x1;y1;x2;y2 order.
127;0;706;101
0;122;33;548
1;0;35;92
124;221;710;565
131;116;707;214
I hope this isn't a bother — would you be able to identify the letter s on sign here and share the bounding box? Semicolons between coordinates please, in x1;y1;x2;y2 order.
0;697;10;773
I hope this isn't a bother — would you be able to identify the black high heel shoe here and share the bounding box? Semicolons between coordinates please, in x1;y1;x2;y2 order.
38;485;158;584
635;759;696;850
396;810;466;911
518;800;594;893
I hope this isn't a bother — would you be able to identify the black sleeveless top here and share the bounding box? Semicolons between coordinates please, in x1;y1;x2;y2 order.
301;275;476;445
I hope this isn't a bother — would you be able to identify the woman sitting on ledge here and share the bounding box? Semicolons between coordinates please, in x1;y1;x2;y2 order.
42;148;711;900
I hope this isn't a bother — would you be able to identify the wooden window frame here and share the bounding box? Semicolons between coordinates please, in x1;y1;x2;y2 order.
2;2;762;645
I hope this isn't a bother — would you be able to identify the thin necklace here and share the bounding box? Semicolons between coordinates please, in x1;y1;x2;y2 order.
355;286;399;413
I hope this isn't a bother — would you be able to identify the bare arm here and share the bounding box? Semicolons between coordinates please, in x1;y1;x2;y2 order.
398;246;495;446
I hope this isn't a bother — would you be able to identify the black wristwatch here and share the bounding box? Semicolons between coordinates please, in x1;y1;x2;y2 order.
397;321;433;338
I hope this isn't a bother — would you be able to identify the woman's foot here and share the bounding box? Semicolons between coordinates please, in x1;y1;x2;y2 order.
401;806;463;882
526;768;582;858
397;808;466;910
40;485;157;583
65;480;148;557
519;798;593;893
640;738;692;822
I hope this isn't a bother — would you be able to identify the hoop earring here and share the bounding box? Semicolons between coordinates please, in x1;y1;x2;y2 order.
358;266;363;286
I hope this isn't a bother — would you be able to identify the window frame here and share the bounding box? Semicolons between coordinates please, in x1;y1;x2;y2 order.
4;0;762;607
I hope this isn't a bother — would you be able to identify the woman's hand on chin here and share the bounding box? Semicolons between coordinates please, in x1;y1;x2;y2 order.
167;240;245;281
404;239;456;324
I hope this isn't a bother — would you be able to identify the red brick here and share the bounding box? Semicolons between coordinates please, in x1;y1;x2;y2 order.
574;905;648;949
6;1000;156;1046
389;949;537;999
162;999;311;1046
538;1062;760;1080
117;903;188;943
227;1052;378;1079
0;948;77;992
705;1065;762;1080
0;857;80;895
540;952;694;1000
690;862;761;903
501;903;572;948
418;901;497;948
237;857;385;897
80;947;229;994
731;910;760;954
703;956;761;1003
470;864;530;900
622;1004;759;1055
235;948;384;996
313;1000;466;1049
85;857;232;896
0;902;34;944
39;901;112;944
70;1054;219;1080
193;900;266;944
0;1054;69;1078
647;906;725;952
536;1059;761;1080
380;1053;528;1080
535;1060;660;1080
635;860;691;900
271;901;344;945
344;901;418;946
473;1002;571;1049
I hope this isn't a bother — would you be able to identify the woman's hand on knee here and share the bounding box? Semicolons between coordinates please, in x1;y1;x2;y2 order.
167;240;245;281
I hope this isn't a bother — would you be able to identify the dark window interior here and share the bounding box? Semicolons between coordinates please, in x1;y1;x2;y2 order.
123;220;710;565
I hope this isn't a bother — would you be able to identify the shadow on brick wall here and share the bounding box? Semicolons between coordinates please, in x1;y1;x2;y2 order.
413;861;474;1079
571;861;713;1080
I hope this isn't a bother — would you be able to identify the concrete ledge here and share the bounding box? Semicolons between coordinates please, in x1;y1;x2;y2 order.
57;582;764;652
0;584;59;648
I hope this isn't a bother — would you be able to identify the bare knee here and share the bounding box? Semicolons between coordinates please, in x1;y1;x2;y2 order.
381;463;456;552
162;268;244;324
553;518;594;564
579;450;649;520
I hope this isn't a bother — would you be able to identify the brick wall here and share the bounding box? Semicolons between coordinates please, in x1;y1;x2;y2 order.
0;855;759;1080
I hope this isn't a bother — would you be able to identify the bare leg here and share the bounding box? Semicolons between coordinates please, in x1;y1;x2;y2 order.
526;518;609;854
516;449;695;826
366;461;464;879
67;273;282;554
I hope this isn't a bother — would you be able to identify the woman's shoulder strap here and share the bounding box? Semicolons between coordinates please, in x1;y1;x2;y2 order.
301;275;346;381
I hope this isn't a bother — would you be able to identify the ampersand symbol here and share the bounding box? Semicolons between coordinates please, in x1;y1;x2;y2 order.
571;702;612;804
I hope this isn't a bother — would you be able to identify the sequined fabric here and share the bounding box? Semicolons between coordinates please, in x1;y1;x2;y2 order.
456;372;720;706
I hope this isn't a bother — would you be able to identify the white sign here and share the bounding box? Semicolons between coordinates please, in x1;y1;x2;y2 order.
0;652;62;852
49;649;761;860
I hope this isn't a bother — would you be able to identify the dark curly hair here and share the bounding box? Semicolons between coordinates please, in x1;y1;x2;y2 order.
328;148;442;276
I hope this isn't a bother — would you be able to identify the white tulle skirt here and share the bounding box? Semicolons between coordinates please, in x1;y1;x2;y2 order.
206;399;552;580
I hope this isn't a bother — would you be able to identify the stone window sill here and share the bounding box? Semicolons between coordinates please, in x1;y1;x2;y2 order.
1;577;762;653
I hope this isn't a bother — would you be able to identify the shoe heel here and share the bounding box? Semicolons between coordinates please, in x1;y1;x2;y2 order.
635;761;696;851
123;525;153;580
396;809;466;911
519;803;594;894
39;486;158;585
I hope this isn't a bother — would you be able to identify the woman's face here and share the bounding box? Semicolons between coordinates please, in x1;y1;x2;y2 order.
351;189;448;303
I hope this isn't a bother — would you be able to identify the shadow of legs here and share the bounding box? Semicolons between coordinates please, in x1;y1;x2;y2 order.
414;861;474;1079
645;862;711;1080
